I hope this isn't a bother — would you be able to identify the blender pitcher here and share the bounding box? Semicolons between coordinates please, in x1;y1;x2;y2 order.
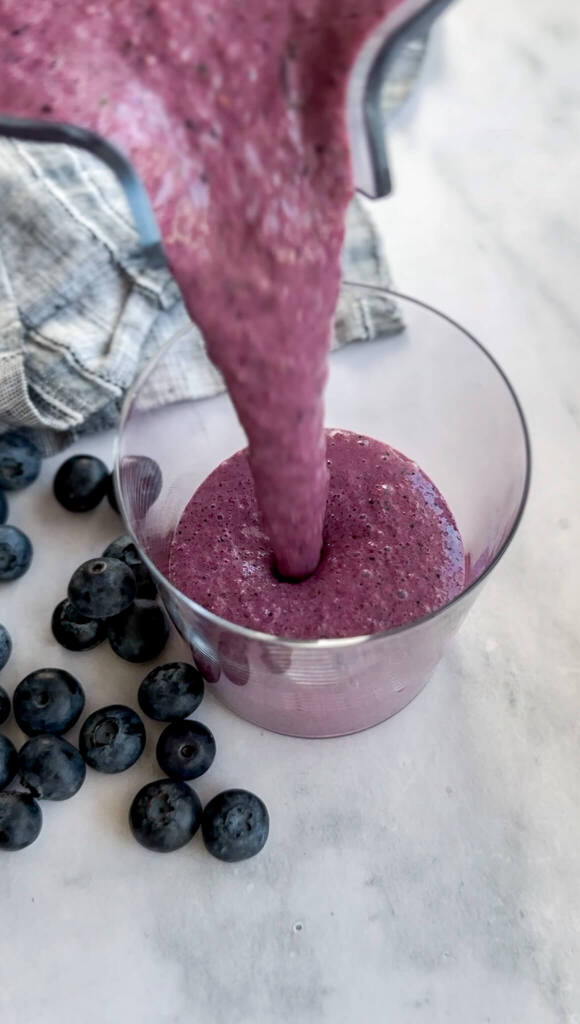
0;0;453;268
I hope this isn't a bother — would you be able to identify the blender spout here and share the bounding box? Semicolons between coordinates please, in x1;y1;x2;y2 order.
350;0;454;200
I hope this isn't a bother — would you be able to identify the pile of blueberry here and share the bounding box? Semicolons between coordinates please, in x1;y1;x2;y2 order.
0;432;269;861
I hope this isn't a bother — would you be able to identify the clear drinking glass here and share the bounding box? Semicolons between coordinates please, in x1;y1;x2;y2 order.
115;284;530;738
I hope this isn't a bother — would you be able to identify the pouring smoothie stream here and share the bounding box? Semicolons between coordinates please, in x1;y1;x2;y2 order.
0;0;464;636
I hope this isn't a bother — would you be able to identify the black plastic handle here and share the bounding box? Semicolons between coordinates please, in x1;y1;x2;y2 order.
362;0;453;198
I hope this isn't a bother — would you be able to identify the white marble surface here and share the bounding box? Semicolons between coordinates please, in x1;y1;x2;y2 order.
1;0;579;1021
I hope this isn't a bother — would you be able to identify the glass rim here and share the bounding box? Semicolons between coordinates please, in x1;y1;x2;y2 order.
114;283;532;651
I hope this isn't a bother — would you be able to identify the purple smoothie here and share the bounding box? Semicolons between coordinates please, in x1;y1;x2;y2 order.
168;430;465;640
0;0;403;579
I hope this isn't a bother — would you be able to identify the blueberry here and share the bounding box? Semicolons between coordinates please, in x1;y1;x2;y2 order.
260;644;292;675
138;662;204;721
51;599;107;652
0;491;7;524
68;557;136;619
218;634;250;686
201;789;269;862
0;623;11;670
103;535;157;599
0;792;42;851
53;454;109;512
0;734;18;790
0;431;41;491
129;779;202;852
156;720;216;781
19;735;86;800
191;640;221;684
106;474;120;514
0;687;10;726
119;455;162;518
79;705;145;773
0;525;33;581
107;599;169;663
13;668;85;736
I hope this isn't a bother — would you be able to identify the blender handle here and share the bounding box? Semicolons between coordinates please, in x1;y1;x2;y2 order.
356;0;453;198
0;116;167;269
